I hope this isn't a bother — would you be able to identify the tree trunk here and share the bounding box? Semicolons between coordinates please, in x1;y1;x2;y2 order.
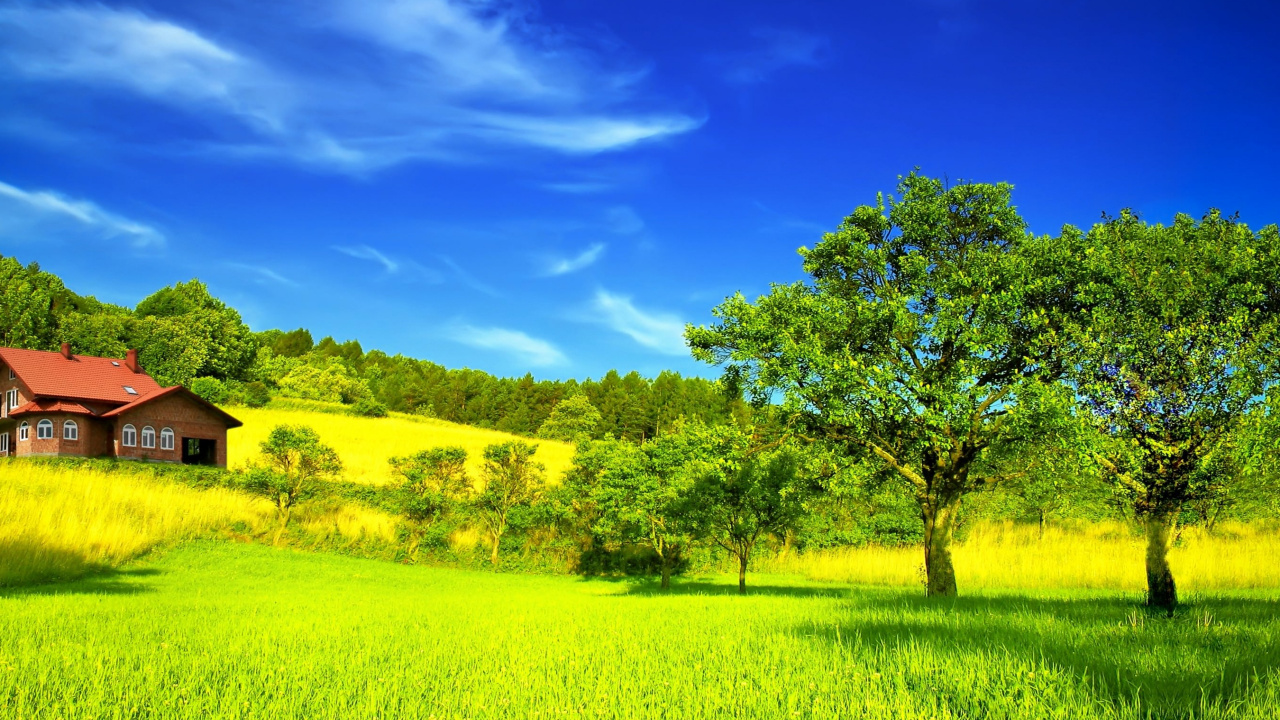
1144;513;1177;611
660;554;671;590
489;529;501;566
273;507;290;547
1038;511;1045;539
923;502;958;597
737;553;748;595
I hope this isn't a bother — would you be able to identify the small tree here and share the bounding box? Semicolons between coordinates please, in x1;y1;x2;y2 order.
473;441;545;566
245;424;342;544
389;446;472;525
539;393;603;442
590;432;702;589
687;426;811;594
1065;210;1280;611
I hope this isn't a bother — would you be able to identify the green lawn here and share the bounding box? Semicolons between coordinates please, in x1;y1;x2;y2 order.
2;542;1278;719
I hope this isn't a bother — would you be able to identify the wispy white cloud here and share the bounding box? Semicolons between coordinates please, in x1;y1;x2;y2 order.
333;244;444;282
0;179;163;247
450;324;567;367
0;1;702;172
587;289;688;356
440;255;502;297
334;244;399;273
717;28;829;85
604;205;645;235
225;262;298;286
541;243;605;277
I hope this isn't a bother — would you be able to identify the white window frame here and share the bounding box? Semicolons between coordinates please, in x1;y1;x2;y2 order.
18;422;29;442
7;368;14;380
122;424;137;447
141;426;156;449
63;420;79;441
3;388;16;418
160;428;175;451
36;419;53;440
0;432;8;453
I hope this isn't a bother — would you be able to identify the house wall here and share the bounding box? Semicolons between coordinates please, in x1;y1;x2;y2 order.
112;393;230;467
0;359;30;421
8;413;103;458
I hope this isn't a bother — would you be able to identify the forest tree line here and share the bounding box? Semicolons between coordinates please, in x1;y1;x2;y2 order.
0;255;744;440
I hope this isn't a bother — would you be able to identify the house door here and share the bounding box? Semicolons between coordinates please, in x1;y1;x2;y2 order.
182;437;217;466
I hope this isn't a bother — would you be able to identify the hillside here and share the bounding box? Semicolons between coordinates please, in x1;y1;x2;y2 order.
226;400;576;485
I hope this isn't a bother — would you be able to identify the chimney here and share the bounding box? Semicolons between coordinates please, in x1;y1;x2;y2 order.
125;349;140;373
60;342;72;359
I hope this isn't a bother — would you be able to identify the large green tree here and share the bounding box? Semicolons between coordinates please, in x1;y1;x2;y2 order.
1065;210;1280;610
473;441;546;566
688;173;1078;596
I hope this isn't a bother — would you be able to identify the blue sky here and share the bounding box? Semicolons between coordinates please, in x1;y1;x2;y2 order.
1;0;1278;380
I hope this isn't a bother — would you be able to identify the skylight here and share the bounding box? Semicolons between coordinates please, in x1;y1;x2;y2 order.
111;361;120;367
123;386;137;395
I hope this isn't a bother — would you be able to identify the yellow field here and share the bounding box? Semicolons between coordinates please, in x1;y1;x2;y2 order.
0;462;269;586
225;402;576;486
0;461;399;586
767;520;1280;591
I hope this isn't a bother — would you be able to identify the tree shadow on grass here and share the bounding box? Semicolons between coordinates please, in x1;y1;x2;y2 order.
611;576;851;598
0;540;161;597
800;591;1280;718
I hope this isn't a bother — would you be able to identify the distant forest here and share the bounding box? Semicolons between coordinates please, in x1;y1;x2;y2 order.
0;254;746;440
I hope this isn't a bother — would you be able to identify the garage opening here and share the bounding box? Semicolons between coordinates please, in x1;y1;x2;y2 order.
182;437;217;466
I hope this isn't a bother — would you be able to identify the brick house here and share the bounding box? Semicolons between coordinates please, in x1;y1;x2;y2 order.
0;344;242;467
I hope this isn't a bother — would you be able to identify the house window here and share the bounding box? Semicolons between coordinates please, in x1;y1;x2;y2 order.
160;428;175;451
141;426;156;449
18;422;29;441
37;419;53;440
122;424;137;447
0;433;8;453
124;386;138;396
3;389;16;418
63;420;79;441
7;368;13;380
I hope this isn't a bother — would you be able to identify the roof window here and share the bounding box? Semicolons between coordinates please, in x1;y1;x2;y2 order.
111;361;121;367
123;386;138;395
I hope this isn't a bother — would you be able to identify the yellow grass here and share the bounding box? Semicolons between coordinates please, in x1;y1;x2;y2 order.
0;461;272;586
0;461;402;586
226;403;576;486
767;520;1280;591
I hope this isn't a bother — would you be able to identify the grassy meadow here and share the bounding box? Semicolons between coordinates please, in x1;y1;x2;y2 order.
2;541;1278;720
0;461;396;587
226;400;576;485
769;521;1280;593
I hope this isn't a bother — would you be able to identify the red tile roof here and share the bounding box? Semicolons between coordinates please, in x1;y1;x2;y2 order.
9;398;95;416
100;385;244;428
0;347;163;405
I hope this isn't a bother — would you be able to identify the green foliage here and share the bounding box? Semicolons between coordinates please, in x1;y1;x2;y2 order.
684;427;813;592
249;425;343;543
472;441;546;565
278;359;371;404
349;397;389;418
134;280;259;383
389;446;471;525
239;381;272;408
688;172;1081;596
271;328;314;358
1063;210;1280;608
538;393;602;441
190;377;230;405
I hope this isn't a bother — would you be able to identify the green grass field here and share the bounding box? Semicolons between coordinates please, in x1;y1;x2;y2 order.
3;541;1278;720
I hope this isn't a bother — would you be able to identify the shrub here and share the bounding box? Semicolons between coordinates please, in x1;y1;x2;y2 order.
190;377;230;404
241;381;272;408
350;398;389;418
